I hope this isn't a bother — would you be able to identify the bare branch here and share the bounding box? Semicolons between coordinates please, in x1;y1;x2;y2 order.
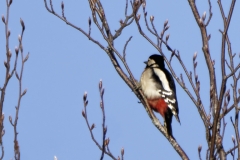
123;36;132;62
113;14;134;40
99;80;106;160
226;145;238;156
205;0;213;26
220;96;240;119
82;89;117;160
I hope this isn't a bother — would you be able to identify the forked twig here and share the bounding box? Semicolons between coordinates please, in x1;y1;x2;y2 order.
82;81;118;160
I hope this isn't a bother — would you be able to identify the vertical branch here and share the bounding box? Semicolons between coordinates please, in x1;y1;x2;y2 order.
0;0;12;146
1;0;23;159
99;80;106;160
225;33;240;158
210;1;236;159
8;18;28;160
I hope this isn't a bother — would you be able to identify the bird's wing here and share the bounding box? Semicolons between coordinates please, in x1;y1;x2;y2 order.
153;68;180;121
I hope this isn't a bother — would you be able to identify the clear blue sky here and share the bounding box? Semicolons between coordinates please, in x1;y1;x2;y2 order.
0;0;239;159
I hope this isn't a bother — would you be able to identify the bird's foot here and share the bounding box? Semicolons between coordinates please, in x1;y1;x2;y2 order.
133;82;141;91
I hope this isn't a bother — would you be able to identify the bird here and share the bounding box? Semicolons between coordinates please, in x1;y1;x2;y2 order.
140;54;180;137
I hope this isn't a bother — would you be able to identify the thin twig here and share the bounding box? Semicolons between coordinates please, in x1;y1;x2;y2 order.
12;17;28;160
82;85;117;160
99;81;106;160
205;0;213;26
226;145;238;156
123;36;132;62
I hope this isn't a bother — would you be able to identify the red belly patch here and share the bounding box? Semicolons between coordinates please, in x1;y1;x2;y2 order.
148;99;168;118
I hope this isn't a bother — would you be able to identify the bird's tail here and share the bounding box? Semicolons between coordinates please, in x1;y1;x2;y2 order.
174;114;181;125
165;120;173;137
164;112;174;138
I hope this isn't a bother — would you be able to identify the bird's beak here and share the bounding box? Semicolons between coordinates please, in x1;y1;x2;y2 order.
144;61;147;64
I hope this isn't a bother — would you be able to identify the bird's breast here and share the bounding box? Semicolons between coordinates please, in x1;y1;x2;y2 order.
141;69;162;99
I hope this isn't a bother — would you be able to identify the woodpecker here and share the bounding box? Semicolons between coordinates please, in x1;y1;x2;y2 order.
140;54;180;137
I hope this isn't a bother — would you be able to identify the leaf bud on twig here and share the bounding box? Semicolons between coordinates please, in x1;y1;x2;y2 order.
194;62;198;69
20;18;25;31
198;145;202;153
7;73;10;79
90;123;95;130
104;138;110;146
18;35;21;42
164;25;170;31
9;115;12;124
207;34;211;41
225;89;230;97
24;53;29;62
21;89;27;96
88;17;91;26
232;135;235;144
150;15;154;22
83;92;87;101
15;47;19;55
121;147;124;156
212;60;215;66
193;52;197;61
4;61;8;68
142;1;146;9
104;127;107;134
8;50;12;58
166;34;170;42
9;0;12;6
119;19;123;26
202;11;206;21
195;74;198;82
1;15;5;24
226;90;231;102
7;30;10;37
99;79;102;90
1;129;5;137
160;31;163;38
137;13;141;20
164;19;168;28
61;1;64;10
144;11;147;17
82;110;85;118
199;18;203;25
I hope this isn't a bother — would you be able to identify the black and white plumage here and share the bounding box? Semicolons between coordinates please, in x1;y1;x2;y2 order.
140;54;180;136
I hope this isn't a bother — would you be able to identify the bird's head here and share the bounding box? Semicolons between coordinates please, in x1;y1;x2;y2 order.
144;54;165;68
